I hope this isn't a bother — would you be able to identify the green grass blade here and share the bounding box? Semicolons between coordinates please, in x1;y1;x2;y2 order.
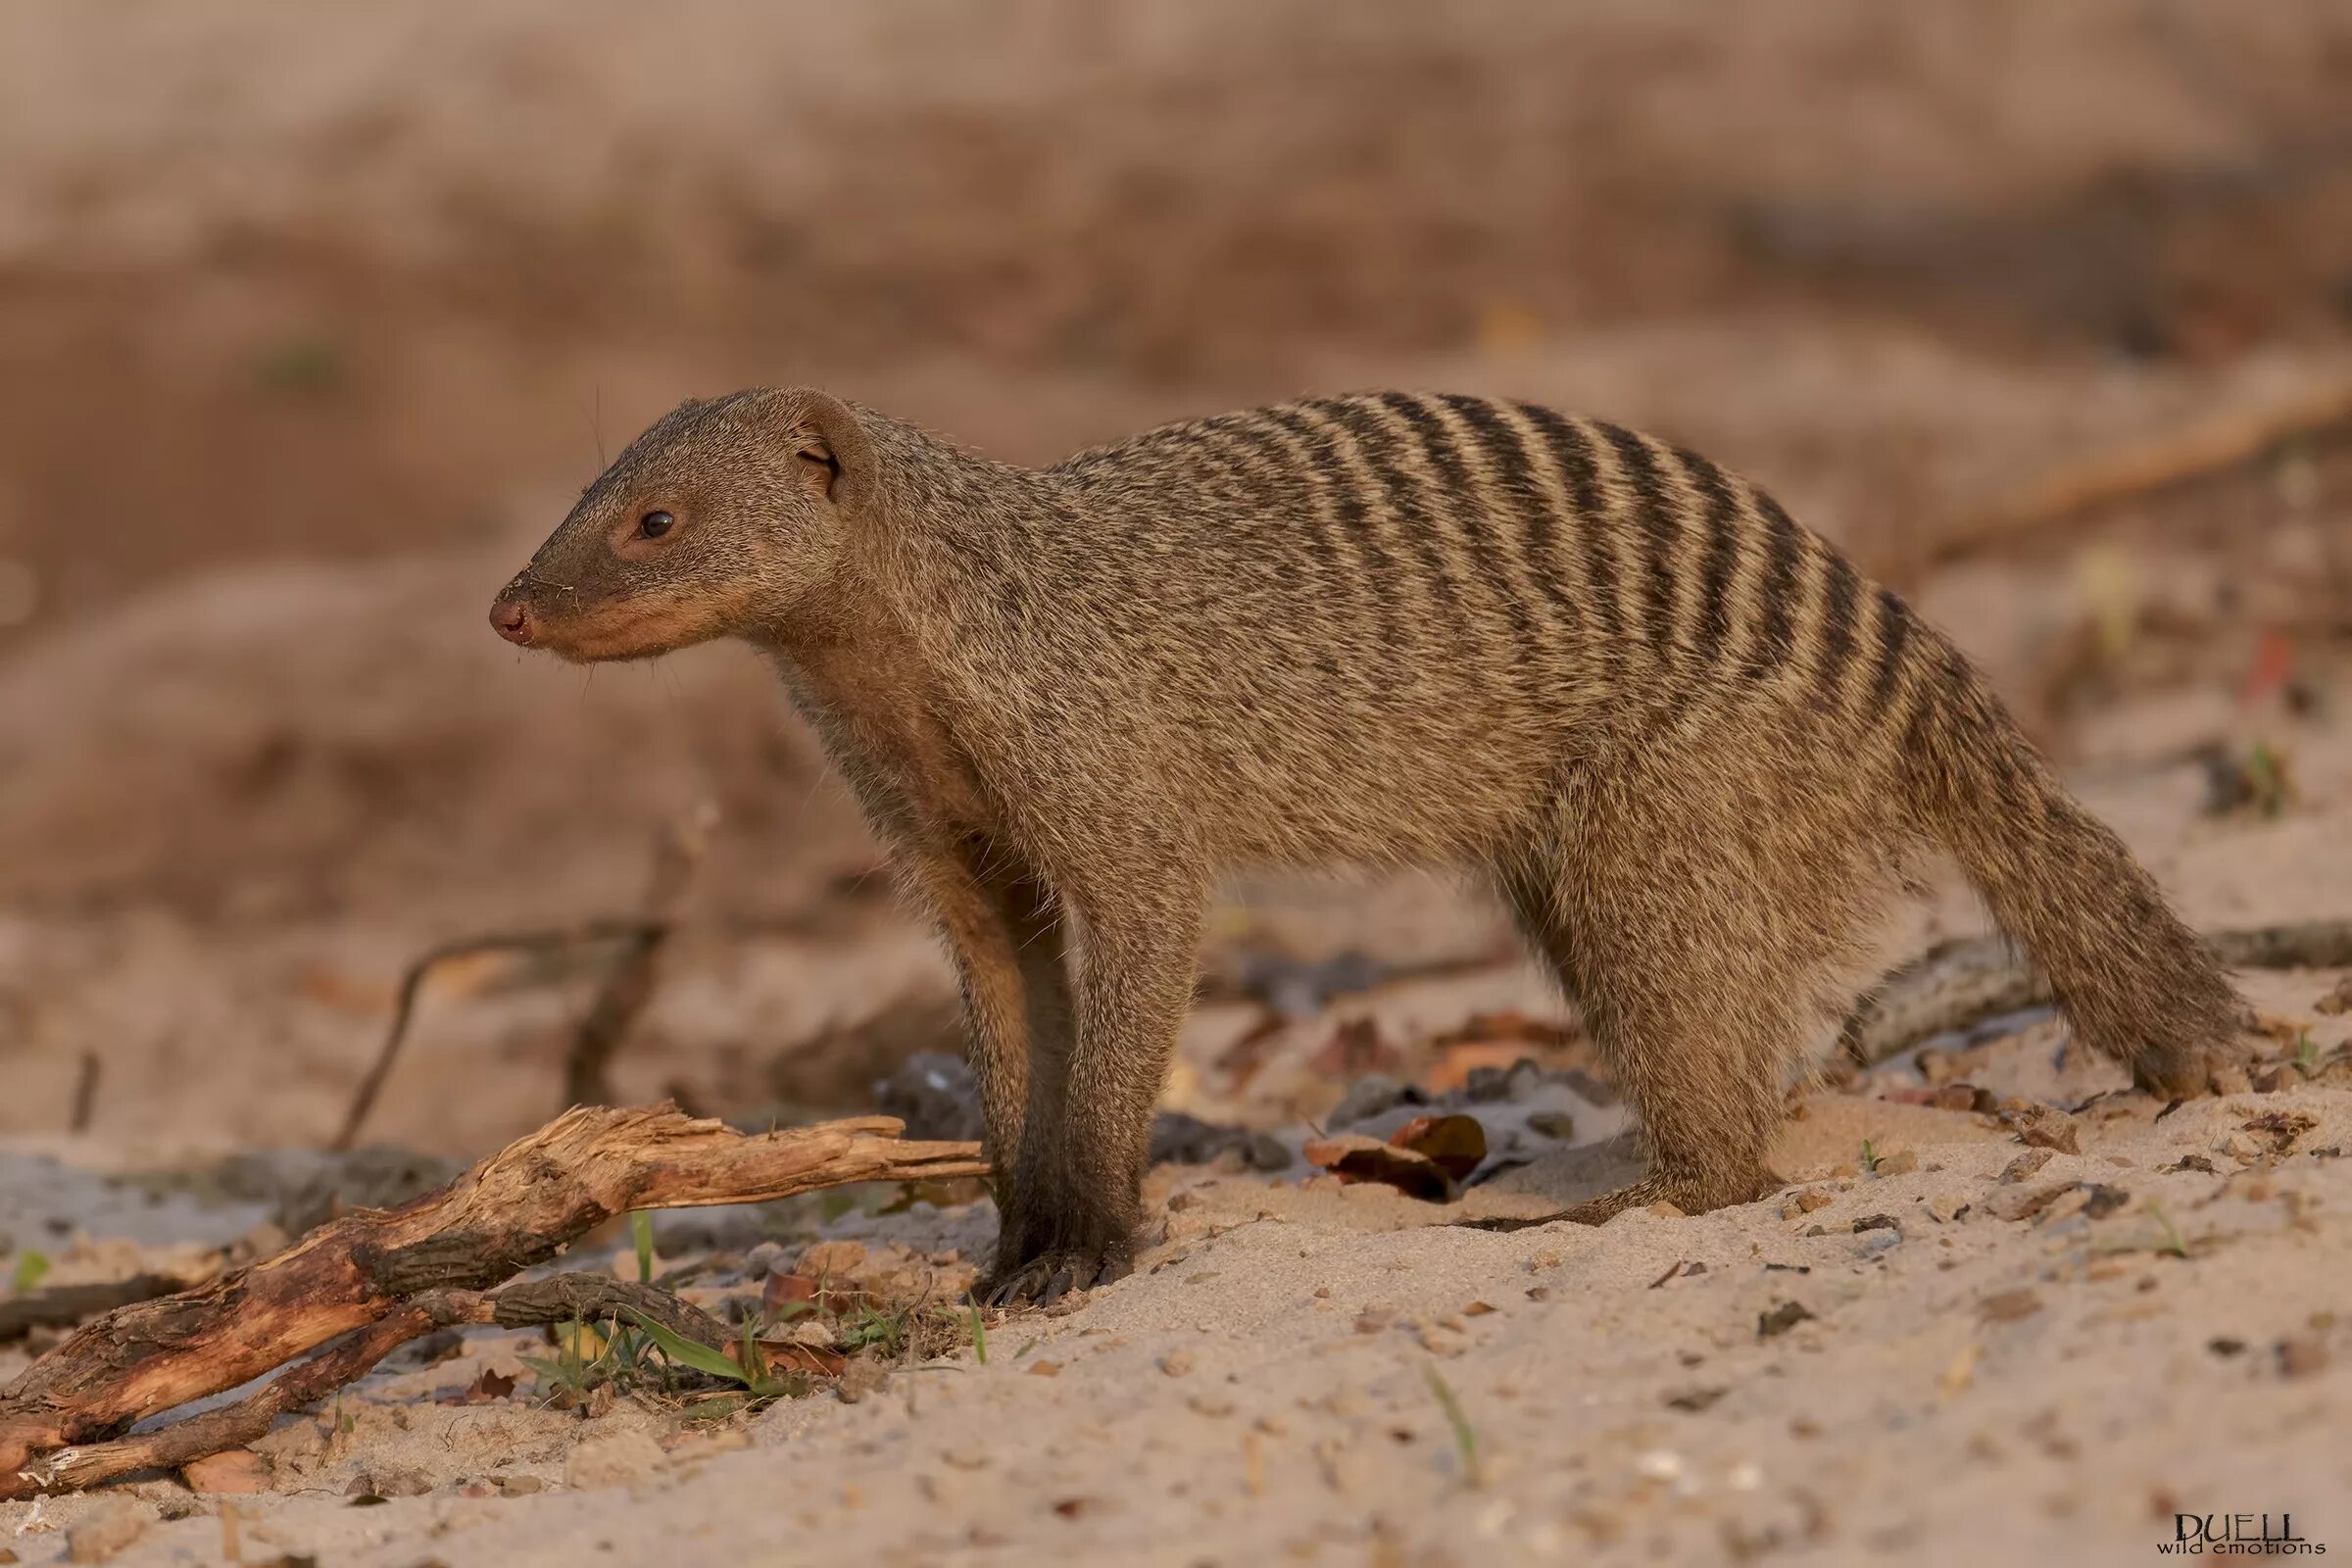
619;1306;751;1384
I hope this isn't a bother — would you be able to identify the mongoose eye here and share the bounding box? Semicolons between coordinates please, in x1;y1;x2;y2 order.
636;510;675;540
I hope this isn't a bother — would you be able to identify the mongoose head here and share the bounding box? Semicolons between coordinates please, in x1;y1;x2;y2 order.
489;387;872;662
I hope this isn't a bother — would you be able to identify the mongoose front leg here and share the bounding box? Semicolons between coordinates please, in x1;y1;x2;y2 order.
904;838;1073;1233
985;865;1204;1306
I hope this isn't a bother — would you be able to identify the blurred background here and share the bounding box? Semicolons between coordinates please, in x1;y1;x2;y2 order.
2;0;2348;1155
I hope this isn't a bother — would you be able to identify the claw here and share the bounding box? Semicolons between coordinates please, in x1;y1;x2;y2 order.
980;1248;1118;1308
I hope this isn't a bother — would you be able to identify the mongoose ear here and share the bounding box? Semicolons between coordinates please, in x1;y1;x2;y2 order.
792;391;874;515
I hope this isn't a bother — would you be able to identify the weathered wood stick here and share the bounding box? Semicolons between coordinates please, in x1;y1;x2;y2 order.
0;1274;205;1346
1840;916;2352;1066
11;1278;741;1495
1912;378;2352;581
0;1106;986;1494
329;919;668;1152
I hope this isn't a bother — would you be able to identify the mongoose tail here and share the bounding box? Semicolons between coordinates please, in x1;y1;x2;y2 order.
1898;641;2250;1098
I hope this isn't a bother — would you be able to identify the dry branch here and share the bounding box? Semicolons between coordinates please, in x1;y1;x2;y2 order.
329;919;667;1151
12;1279;741;1495
1;1105;986;1496
1841;916;2352;1066
564;803;716;1110
0;1275;201;1346
1914;378;2352;581
333;806;717;1150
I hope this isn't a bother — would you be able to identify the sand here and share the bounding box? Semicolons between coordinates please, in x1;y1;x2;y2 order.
5;5;2352;1563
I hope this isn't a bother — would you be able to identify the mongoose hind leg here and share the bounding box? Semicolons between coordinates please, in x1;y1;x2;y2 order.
1494;749;1881;1221
983;860;1205;1307
1499;853;1789;1217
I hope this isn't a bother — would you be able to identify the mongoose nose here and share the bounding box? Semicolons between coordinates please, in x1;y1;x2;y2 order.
489;597;535;645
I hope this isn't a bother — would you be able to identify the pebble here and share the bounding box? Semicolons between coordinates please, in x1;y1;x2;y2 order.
838;1356;889;1401
1984;1185;2061;1222
2278;1337;2330;1378
2007;1105;2082;1154
2033;1187;2092;1227
181;1447;270;1494
797;1240;869;1277
1977;1290;2043;1323
564;1430;668;1492
66;1499;148;1564
2000;1150;2056;1184
1872;1150;1921;1177
1928;1193;1970;1223
1158;1349;1197;1377
368;1465;433;1497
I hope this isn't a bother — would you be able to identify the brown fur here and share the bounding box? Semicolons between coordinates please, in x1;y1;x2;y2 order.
492;387;2250;1300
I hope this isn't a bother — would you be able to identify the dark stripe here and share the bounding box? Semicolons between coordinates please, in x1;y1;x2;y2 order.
1749;493;1803;680
1267;405;1395;585
1596;422;1682;657
1318;396;1467;620
1516;403;1623;646
1673;444;1740;667
1815;550;1863;698
1377;393;1543;661
1441;395;1582;636
1224;413;1346;578
1271;402;1420;676
1865;586;1913;719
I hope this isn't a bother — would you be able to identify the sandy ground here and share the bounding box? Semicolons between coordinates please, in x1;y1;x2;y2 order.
3;555;2349;1565
5;4;2352;1564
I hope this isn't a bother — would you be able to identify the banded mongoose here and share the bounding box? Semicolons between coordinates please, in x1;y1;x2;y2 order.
490;388;2251;1302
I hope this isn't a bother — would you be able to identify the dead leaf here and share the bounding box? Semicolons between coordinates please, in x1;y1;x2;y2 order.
1301;1135;1454;1202
441;1367;517;1405
1433;1010;1577;1051
1308;1017;1398;1078
1420;1040;1530;1094
762;1272;819;1314
1757;1300;1815;1339
758;1342;848;1378
2004;1103;2082;1154
1387;1114;1487;1182
2241;1109;2318;1156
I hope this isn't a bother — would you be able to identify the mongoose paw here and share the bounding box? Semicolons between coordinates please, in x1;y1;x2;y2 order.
1482;1169;1783;1230
980;1245;1131;1309
2133;1033;2261;1102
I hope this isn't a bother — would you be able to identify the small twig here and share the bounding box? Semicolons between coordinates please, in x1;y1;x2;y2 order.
1913;378;2352;583
329;918;667;1152
0;1275;200;1345
564;803;717;1110
67;1053;100;1136
12;1299;458;1494
1841;916;2352;1067
484;1276;732;1352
